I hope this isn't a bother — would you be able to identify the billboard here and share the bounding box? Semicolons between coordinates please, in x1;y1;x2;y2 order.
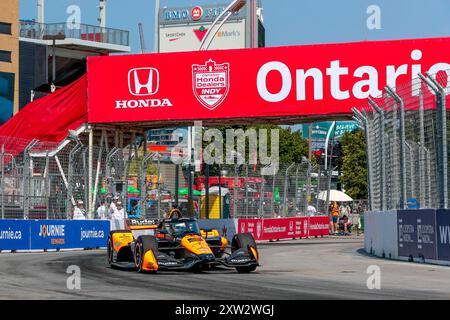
87;37;450;125
159;4;248;53
159;21;246;53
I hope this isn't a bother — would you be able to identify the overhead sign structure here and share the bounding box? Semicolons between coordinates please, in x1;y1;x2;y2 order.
158;3;262;53
159;21;246;53
87;37;450;125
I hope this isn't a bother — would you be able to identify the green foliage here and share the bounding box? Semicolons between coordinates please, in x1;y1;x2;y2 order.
200;124;309;166
339;129;368;199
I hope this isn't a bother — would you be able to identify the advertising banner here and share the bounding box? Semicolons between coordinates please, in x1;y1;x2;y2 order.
436;209;450;261
237;216;329;241
397;210;437;260
307;216;330;237
160;21;246;53
0;219;30;251
88;37;450;124
29;220;110;250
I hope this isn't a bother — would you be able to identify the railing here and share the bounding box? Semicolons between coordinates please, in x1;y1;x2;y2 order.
19;20;130;47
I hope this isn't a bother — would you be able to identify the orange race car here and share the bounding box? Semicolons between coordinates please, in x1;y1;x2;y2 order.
107;210;259;273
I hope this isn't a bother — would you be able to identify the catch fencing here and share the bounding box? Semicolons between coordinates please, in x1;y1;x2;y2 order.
0;133;338;220
354;69;450;211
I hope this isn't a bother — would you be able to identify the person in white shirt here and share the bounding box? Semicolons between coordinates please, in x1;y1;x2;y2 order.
307;203;317;216
111;200;126;220
96;201;107;220
73;200;86;220
109;196;119;217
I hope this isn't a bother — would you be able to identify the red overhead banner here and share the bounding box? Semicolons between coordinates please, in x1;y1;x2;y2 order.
87;37;450;124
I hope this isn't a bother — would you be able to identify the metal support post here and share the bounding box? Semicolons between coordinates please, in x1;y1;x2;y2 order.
353;108;374;211
385;86;407;209
1;144;4;219
234;165;238;218
88;128;94;218
205;164;210;219
369;98;386;211
419;73;448;208
283;163;295;217
419;89;426;208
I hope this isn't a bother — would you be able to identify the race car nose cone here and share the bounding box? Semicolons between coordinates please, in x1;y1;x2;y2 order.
199;254;215;262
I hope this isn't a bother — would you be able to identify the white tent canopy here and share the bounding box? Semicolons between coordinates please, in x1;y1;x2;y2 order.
318;190;353;202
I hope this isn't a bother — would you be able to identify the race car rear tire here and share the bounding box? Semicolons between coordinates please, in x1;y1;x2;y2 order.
232;233;258;273
107;230;132;265
135;235;159;273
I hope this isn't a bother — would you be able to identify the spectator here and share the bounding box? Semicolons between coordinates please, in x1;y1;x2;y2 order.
307;203;317;216
331;201;340;234
111;200;126;220
96;201;107;219
109;196;119;217
73;200;86;220
338;214;353;235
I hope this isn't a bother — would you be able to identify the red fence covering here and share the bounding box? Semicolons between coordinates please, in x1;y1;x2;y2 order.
87;37;450;125
0;75;88;156
237;216;330;241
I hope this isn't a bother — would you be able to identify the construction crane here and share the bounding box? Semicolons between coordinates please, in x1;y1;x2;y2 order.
138;22;146;54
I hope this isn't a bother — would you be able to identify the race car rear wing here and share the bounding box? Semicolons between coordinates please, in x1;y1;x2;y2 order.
126;218;159;230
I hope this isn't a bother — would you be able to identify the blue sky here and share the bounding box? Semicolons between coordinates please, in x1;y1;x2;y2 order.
19;0;450;53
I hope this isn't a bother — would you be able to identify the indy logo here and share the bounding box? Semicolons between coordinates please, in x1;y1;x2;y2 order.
192;59;230;110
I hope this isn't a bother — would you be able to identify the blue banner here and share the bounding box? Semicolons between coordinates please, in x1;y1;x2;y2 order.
0;220;30;251
29;220;110;250
397;209;437;260
436;209;450;261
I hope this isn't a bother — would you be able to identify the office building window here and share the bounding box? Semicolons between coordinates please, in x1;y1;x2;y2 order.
0;22;12;35
0;72;15;124
0;50;12;62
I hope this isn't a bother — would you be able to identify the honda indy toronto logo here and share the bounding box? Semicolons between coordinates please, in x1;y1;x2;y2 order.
192;59;230;110
115;67;173;109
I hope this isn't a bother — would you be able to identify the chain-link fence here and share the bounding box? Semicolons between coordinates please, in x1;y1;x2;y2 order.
0;130;333;220
354;69;450;211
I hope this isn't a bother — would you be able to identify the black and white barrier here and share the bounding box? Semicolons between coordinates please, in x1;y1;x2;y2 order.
364;209;450;265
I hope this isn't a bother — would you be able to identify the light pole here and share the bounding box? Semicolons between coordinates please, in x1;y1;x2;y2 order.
43;33;66;85
199;0;246;50
195;0;246;218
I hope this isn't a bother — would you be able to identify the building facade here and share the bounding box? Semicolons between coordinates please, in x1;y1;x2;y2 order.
0;0;19;124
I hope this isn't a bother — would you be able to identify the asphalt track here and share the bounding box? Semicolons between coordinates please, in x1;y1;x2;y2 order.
1;237;450;299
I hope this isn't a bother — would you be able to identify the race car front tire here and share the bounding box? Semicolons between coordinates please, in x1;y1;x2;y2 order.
107;230;132;265
135;235;159;273
232;233;258;273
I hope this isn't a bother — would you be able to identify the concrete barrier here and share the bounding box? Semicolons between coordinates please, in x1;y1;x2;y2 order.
364;209;450;266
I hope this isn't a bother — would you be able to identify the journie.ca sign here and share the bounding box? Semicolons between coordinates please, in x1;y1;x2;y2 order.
87;37;450;124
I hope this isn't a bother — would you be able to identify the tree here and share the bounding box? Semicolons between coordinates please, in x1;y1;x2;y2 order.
201;124;309;169
339;129;368;199
278;126;309;164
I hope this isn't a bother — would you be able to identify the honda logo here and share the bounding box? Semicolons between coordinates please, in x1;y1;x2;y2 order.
128;68;159;96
